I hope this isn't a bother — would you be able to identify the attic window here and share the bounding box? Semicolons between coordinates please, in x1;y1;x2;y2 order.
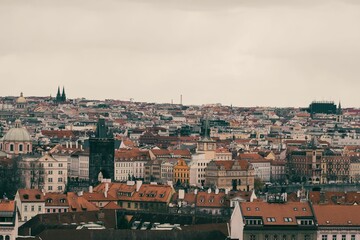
267;217;276;222
348;220;352;224
284;217;293;222
200;198;204;203
159;194;164;198
247;207;251;211
255;207;259;211
293;207;298;211
139;193;143;197
326;221;330;224
23;194;29;199
302;208;307;211
60;199;66;203
35;194;41;199
220;199;224;204
47;198;53;203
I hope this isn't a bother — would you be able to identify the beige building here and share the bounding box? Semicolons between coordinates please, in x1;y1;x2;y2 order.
19;153;68;193
15;189;45;223
349;157;360;183
205;160;255;191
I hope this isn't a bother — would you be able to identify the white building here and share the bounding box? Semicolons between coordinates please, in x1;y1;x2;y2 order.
189;153;211;186
248;159;271;182
15;189;45;223
160;159;176;183
69;151;89;180
114;149;150;181
19;153;68;193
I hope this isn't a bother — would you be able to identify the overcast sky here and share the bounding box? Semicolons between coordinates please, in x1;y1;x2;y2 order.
1;0;360;107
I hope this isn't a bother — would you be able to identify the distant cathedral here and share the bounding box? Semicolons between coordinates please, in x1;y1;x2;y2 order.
55;86;66;103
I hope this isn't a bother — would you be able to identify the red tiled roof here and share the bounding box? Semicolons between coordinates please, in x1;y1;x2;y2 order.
313;205;360;226
0;200;15;212
240;202;314;225
17;189;45;202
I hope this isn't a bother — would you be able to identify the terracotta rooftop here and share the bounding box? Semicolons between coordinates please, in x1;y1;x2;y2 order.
313;205;360;226
0;200;15;212
240;202;314;226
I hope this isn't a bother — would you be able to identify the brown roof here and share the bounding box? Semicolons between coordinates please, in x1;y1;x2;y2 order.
44;193;69;207
0;200;15;212
213;160;250;171
313;205;360;226
309;191;360;205
18;189;45;202
196;191;228;208
93;182;174;203
66;192;99;212
240;202;314;225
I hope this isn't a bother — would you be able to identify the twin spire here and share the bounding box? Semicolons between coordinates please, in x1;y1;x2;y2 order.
56;86;66;103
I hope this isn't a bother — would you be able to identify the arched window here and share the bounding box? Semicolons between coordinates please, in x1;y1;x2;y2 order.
0;143;2;150
19;144;23;152
10;144;14;152
0;235;4;240
27;144;30;152
5;236;10;240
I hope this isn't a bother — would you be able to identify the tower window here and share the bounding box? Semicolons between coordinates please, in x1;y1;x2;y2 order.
10;144;14;152
19;144;23;152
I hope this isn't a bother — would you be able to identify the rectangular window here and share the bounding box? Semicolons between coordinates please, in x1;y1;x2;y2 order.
58;171;63;175
31;205;34;211
48;186;53;191
38;206;42;212
48;163;53;167
48;178;53;182
127;202;131;208
249;235;256;240
322;236;328;240
333;235;337;240
58;178;63;182
58;186;63;191
351;235;355;240
48;170;53;175
24;205;28;212
59;163;63;167
342;236;346;240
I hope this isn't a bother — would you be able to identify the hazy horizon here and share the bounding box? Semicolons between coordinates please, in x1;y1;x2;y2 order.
1;0;360;107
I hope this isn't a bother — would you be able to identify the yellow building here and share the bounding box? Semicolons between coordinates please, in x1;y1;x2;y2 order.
173;159;190;185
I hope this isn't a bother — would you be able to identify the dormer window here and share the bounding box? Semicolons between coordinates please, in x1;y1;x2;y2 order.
60;199;66;203
47;198;53;203
284;217;293;222
267;217;276;222
35;194;41;200
23;194;29;199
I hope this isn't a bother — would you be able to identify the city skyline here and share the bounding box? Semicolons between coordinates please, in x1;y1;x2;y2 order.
1;0;360;107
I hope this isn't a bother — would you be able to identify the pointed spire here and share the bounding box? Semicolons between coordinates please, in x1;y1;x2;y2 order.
338;101;342;115
61;86;66;102
56;86;61;102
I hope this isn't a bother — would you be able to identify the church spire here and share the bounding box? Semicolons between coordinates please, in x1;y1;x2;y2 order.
61;86;66;102
337;101;342;115
56;86;61;102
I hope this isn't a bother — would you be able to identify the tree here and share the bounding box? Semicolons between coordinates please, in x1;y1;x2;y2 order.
254;178;264;192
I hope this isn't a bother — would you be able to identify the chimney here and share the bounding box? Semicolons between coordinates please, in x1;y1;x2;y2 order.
70;142;73;148
225;188;229;195
207;188;211;194
215;188;219;195
75;141;78;149
66;141;69;148
136;180;142;192
194;189;198;195
89;186;93;193
42;188;46;196
104;183;109;198
77;191;83;197
179;189;185;200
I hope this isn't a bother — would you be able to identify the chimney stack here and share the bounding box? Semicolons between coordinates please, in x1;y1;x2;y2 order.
136;180;142;192
89;186;93;193
179;189;185;200
215;188;219;195
207;188;212;194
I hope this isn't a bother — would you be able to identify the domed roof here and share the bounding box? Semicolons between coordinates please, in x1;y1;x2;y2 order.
2;120;31;142
16;92;27;104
